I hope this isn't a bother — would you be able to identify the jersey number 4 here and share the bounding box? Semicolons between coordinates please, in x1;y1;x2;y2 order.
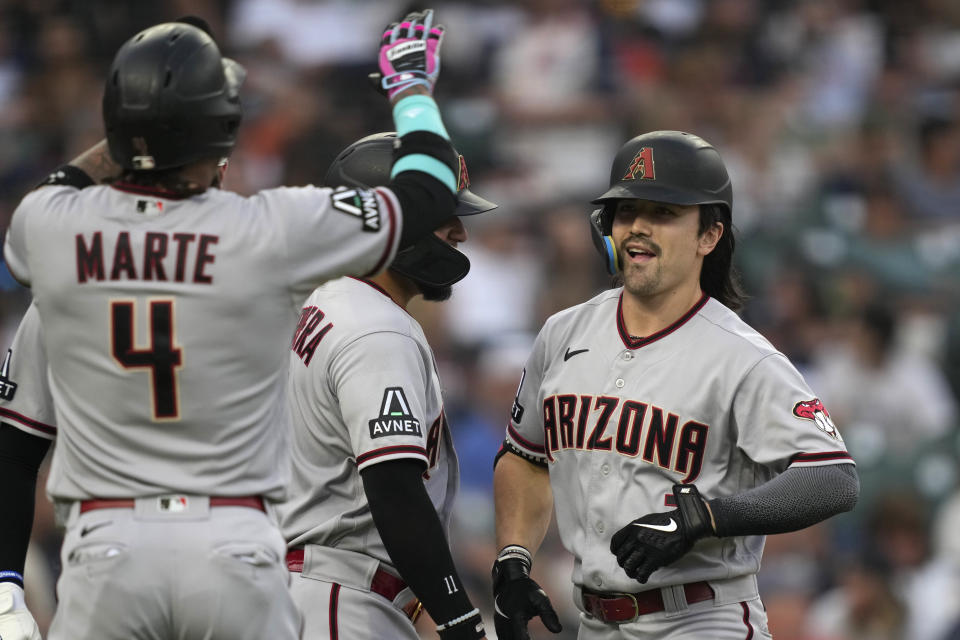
111;299;182;421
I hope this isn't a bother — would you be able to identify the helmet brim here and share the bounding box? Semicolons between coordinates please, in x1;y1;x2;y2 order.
591;183;716;207
456;187;498;216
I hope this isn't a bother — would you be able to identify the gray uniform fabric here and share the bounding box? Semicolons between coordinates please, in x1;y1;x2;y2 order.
278;276;460;638
1;181;403;640
505;289;853;636
0;304;55;441
4;183;401;500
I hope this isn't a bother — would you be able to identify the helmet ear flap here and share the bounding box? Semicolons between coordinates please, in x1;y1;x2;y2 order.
589;207;620;275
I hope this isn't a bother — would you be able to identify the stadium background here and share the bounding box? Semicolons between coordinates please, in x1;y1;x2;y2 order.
1;0;959;638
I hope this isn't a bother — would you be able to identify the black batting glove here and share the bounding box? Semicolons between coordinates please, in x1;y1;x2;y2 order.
609;484;715;584
492;545;562;640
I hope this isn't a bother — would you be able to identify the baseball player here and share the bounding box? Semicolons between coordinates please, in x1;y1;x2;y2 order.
491;131;860;639
0;10;466;640
0;304;52;640
278;132;493;640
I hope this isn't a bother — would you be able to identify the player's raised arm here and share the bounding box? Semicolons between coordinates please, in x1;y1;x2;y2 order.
369;9;461;250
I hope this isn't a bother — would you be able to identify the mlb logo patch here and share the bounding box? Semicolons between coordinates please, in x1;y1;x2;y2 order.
157;495;189;512
136;199;164;215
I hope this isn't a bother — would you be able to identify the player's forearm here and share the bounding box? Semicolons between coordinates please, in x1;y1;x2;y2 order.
708;464;859;537
361;460;484;638
0;424;51;583
67;139;122;184
494;451;553;554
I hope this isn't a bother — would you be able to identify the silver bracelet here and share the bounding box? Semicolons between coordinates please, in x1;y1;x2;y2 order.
436;607;481;631
497;545;532;568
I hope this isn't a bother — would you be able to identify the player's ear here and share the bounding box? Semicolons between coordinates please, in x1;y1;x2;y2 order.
697;220;723;257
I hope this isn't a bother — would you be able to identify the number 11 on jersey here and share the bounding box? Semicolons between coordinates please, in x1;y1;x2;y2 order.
110;298;183;421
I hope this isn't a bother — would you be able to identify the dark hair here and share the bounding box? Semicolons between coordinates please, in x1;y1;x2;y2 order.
699;203;746;311
115;162;217;197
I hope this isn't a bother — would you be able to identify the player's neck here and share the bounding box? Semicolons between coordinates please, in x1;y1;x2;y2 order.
370;270;417;308
620;282;704;338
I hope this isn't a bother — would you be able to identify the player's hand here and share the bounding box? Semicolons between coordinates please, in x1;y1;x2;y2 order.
371;8;445;102
610;484;715;584
492;545;562;640
0;583;42;640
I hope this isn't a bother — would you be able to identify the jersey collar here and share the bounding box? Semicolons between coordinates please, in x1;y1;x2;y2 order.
349;277;406;311
616;291;709;350
111;182;196;200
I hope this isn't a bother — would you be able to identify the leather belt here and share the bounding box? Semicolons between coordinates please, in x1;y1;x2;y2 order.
286;548;422;622
79;496;266;514
582;581;714;623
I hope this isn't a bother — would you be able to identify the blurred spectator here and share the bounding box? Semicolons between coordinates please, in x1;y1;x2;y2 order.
809;302;958;462
892;116;960;224
806;550;907;640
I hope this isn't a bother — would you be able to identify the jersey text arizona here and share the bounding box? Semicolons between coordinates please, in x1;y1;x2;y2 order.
542;393;708;482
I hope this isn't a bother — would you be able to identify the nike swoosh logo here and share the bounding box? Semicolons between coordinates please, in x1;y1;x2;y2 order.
633;518;678;533
80;521;112;537
564;348;589;361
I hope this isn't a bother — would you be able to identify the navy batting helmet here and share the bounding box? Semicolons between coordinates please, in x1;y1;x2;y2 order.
589;130;732;273
325;132;497;287
103;22;245;171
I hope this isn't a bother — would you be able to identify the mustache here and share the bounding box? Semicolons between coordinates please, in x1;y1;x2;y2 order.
620;235;661;256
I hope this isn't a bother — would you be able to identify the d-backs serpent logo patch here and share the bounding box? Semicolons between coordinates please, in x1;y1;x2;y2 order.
793;398;842;440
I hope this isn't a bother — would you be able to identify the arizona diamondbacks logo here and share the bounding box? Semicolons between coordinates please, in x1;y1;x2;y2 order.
622;147;655;181
0;349;18;401
793;398;842;441
331;187;381;232
369;387;422;438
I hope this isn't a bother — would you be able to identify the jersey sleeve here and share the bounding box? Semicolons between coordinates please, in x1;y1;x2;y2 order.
4;186;80;287
256;185;402;299
733;353;853;472
503;328;549;463
0;303;57;440
3;191;43;285
329;331;431;471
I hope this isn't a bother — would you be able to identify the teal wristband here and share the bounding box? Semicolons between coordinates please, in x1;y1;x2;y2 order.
392;95;450;139
391;155;457;193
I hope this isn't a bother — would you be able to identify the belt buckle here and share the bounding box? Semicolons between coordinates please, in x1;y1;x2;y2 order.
586;591;639;624
617;592;639;624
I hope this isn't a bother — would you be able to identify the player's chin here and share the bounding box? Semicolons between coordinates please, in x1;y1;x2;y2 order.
418;282;453;302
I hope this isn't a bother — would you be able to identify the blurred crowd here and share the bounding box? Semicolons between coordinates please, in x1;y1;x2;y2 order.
2;0;959;638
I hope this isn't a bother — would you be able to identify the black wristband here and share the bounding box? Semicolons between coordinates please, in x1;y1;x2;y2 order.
36;165;95;190
394;131;458;176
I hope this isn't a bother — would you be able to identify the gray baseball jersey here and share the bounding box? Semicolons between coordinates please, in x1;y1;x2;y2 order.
279;276;458;558
505;289;853;595
4;183;401;501
0;303;55;441
278;276;459;637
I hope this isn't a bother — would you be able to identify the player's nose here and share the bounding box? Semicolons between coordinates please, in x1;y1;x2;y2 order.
444;217;467;244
